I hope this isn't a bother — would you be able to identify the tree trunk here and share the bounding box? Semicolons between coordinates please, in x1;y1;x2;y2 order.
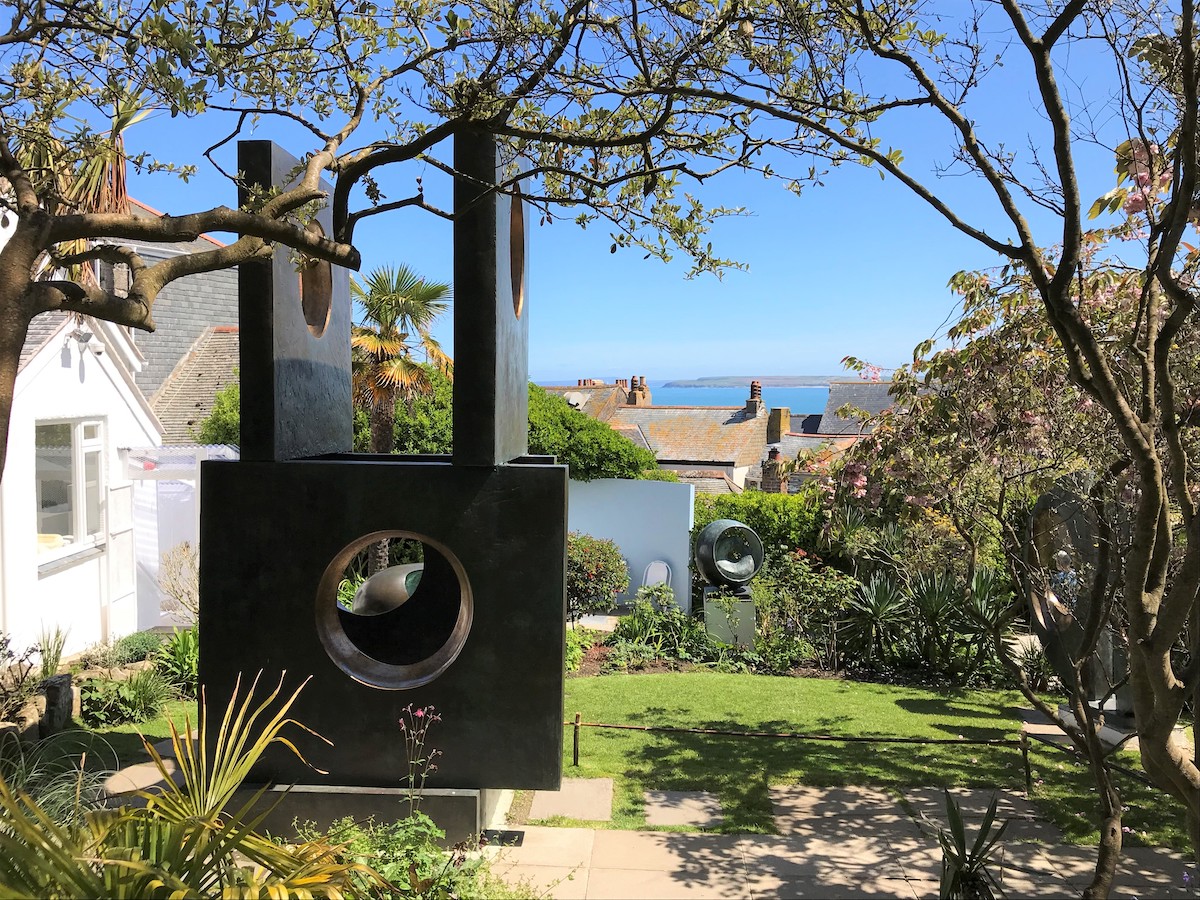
366;391;397;576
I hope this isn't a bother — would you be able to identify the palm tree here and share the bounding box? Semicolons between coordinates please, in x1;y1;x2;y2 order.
351;264;452;573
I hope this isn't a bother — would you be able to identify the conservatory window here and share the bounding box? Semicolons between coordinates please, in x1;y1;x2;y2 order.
35;420;104;554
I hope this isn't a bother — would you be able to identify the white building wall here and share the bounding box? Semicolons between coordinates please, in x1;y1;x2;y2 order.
567;479;695;613
1;331;161;655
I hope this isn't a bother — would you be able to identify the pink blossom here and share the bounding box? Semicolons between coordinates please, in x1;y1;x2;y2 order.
1123;190;1148;216
415;708;425;718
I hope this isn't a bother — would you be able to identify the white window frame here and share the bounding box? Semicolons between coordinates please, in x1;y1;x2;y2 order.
35;418;106;562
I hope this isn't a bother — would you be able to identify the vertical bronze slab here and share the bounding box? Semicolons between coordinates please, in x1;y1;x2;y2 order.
238;140;353;461
452;128;530;466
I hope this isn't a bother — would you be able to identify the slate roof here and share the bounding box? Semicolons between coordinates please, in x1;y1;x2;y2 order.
817;381;896;435
19;311;71;371
608;404;767;468
673;469;743;494
610;423;652;451
542;383;629;421
152;326;239;444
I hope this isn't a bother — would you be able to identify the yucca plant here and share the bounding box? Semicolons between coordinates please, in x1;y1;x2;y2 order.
910;571;962;672
937;790;1009;900
841;573;910;665
0;672;381;898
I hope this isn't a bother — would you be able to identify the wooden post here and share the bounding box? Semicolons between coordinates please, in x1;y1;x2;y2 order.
573;712;582;767
1019;732;1032;795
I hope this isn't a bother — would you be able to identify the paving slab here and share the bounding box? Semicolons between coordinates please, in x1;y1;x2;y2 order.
770;785;906;824
747;869;919;899
739;833;903;871
587;866;751;899
591;830;746;878
530;777;614;822
102;758;183;797
488;825;596;869
645;790;723;828
902;787;1040;820
491;863;589;899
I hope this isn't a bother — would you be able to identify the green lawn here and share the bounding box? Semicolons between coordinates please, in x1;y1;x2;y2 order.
86;699;199;767
558;672;1190;850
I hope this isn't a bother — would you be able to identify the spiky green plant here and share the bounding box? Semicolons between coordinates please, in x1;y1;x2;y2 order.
937;790;1009;900
0;672;379;898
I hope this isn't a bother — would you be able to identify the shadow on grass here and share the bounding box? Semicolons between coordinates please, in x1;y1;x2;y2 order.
577;714;1027;834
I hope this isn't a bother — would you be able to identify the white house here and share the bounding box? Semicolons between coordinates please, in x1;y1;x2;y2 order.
0;312;163;655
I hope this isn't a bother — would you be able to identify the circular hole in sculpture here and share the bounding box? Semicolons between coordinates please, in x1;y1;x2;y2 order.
298;220;333;337
509;188;525;319
317;532;471;690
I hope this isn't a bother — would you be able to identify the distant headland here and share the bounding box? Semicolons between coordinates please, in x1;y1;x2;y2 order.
659;375;838;388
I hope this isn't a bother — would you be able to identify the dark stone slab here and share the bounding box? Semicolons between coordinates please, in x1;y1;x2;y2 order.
452;128;530;466
233;784;488;846
237;141;353;461
40;673;73;735
199;457;567;790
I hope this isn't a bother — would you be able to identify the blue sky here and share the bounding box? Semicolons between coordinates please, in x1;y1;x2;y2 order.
125;21;1130;384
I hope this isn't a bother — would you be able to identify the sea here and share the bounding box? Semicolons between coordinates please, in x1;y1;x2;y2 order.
648;383;830;414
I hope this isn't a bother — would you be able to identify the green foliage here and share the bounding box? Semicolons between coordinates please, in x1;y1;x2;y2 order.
604;595;758;672
841;573;910;667
566;627;600;673
528;386;658;480
693;488;824;563
0;635;39;721
110;631;166;666
751;554;860;673
154;627;199;699
80;670;173;727
37;626;68;681
0;674;375;896
196;379;240;445
936;791;1009;899
565;532;629;623
0;732;115;828
636;468;680;482
299;813;525;900
391;364;454;454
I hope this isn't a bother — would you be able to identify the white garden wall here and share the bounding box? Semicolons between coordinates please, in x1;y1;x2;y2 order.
567;478;695;613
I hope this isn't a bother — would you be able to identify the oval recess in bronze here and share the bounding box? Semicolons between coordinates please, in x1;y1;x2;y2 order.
510;188;525;319
298;220;333;338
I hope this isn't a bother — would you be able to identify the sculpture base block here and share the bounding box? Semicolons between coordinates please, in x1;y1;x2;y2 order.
233;784;512;846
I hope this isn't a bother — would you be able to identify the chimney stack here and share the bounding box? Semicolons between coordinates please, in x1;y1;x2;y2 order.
745;380;763;416
767;407;790;443
761;446;788;494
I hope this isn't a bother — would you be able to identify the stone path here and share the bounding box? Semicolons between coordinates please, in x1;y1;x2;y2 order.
492;783;1195;899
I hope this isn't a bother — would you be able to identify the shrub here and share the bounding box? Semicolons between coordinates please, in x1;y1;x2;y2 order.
0;731;114;827
110;630;166;666
565;627;600;673
0;635;39;721
155;627;199;698
604;596;758;672
37;625;68;681
565;532;629;623
693;488;824;562
159;542;200;623
751;554;860;673
636;468;680;482
80;669;173;727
